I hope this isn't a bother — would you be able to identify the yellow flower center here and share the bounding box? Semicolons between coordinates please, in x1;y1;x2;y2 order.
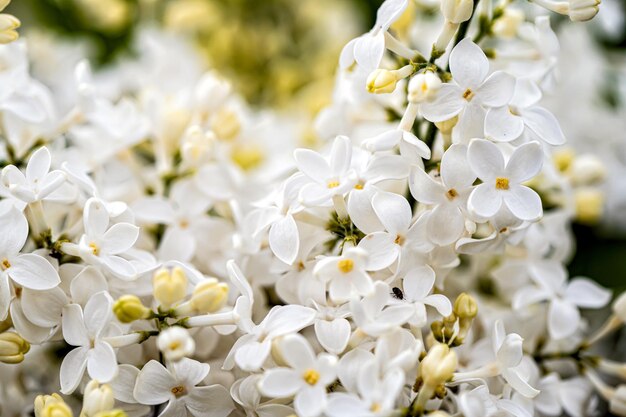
89;242;100;256
446;188;458;200
395;234;405;245
337;259;354;273
171;386;186;397
302;369;320;385
1;259;10;270
354;183;364;190
462;88;475;101
495;177;510;190
327;180;340;189
370;403;381;412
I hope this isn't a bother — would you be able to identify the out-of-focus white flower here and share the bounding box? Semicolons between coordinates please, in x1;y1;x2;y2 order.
157;326;195;361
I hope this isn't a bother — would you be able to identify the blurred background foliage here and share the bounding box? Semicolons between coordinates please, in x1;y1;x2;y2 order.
6;0;626;291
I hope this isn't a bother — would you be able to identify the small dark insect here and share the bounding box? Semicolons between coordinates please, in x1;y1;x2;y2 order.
391;287;404;300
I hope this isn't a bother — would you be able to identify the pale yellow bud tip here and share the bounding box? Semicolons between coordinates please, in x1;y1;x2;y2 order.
0;331;30;364
113;295;151;323
190;279;229;314
366;69;398;94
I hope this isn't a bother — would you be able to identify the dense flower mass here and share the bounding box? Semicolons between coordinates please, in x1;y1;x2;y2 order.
0;0;625;417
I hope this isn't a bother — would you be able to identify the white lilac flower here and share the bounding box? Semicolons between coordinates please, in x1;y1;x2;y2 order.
467;139;544;221
133;358;234;417
397;266;452;327
0;206;60;320
420;38;516;140
59;291;118;394
259;334;338;417
409;144;475;245
513;260;611;339
313;247;374;303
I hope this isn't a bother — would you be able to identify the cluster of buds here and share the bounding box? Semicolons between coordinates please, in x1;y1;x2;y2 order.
431;293;477;346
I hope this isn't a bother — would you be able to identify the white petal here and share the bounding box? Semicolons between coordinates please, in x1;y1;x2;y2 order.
134;360;177;405
131;197;176;224
403;266;435;300
235;340;272;371
522;106;565;146
281;333;317;370
263;305;317;338
420;83;464;122
0;206;27;256
503;185;542;221
171;357;210;387
8;253;60;290
512;286;550;310
326;393;370;417
428;204;465;245
87;341;118;382
10;299;52;343
485;106;524;142
269;215;300;265
21;287;66;327
467;139;505;180
497;333;523;368
83;291;113;339
26;147;52;184
455;102;486;140
315;318;351;355
347;187;384;234
409;167;445;205
478;71;515;107
505;141;543;183
100;223;139;255
449;38;489;88
371;191;411;235
424;294;452;317
110;364;140;404
84;198;110;237
38;170;67;200
376;0;409;30
468;183;503;218
441;144;475;189
60;346;89;394
101;255;136;279
295;385;327;417
70;266;108;305
260;368;303;397
548;298;580;340
354;32;385;71
0;274;9;321
158;226;196;262
357;232;399;270
329;136;352;176
339;38;357;69
62;303;89;346
565;278;611;309
186;385;235;417
502;368;540;398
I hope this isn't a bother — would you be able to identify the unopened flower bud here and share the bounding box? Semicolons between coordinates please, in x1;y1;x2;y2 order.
453;293;478;319
367;69;399;94
153;267;188;309
82;380;115;417
157;326;195;361
569;154;606;186
574;188;604;225
113;295;151;323
568;0;600;22
492;9;524;38
420;343;458;387
190;278;229;314
35;394;73;417
440;0;473;24
408;72;442;103
0;331;30;364
553;148;575;172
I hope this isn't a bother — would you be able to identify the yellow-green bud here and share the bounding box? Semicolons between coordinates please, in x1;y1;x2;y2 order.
113;295;151;323
34;394;73;417
420;343;458;387
366;69;399;94
190;278;229;314
153;267;188;308
453;293;478;319
0;331;30;364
